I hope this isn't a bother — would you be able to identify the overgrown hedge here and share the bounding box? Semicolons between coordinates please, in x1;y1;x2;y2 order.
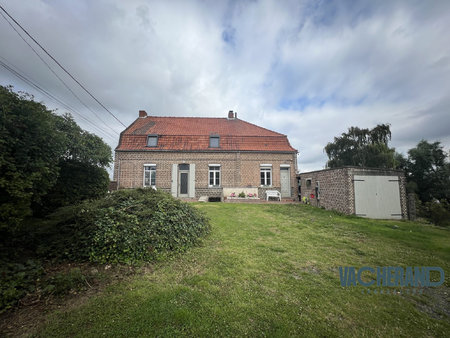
36;188;210;263
418;199;450;227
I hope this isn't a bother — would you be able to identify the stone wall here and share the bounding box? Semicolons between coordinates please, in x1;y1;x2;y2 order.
299;168;351;214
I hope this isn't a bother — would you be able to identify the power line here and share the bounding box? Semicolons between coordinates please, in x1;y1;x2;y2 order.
0;59;117;142
0;4;127;128
0;57;118;142
0;10;120;137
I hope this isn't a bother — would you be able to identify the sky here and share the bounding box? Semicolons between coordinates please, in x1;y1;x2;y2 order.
1;0;449;174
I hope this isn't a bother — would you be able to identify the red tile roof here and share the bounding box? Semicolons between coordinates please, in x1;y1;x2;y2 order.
116;116;297;153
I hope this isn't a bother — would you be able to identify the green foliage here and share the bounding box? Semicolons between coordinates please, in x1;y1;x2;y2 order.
0;85;112;228
238;191;246;198
39;160;110;214
406;140;450;203
324;124;397;168
0;259;44;312
0;260;94;312
0;86;65;229
419;200;450;227
36;189;210;264
54;114;112;167
43;268;88;295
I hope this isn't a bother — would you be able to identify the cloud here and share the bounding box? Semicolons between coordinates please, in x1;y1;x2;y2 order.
1;0;449;174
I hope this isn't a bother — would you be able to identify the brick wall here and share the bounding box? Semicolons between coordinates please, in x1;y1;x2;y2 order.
299;167;408;219
114;151;297;199
299;168;351;214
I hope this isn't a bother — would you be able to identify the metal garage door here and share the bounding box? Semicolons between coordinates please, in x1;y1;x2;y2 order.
354;175;402;219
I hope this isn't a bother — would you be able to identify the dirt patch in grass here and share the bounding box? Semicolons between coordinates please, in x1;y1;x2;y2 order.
411;286;450;320
0;263;147;337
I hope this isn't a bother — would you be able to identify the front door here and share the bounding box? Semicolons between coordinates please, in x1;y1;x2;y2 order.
280;167;291;197
178;164;190;197
180;172;188;196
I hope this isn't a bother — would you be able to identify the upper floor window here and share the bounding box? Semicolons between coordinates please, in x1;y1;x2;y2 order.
147;135;158;147
144;164;156;187
209;135;220;148
209;165;221;187
260;165;272;186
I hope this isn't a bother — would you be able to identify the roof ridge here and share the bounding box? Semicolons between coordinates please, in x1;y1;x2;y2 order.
144;115;284;136
145;116;228;119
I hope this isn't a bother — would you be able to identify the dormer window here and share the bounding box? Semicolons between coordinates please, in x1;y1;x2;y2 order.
209;135;220;148
147;135;158;147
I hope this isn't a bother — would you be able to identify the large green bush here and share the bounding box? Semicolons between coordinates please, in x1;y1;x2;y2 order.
418;199;450;227
36;188;210;263
38;160;110;215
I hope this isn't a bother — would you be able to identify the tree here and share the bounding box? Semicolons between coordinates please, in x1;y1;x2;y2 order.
39;160;110;214
0;86;65;228
0;85;112;228
406;140;450;203
37;114;112;213
324;124;398;168
54;114;111;167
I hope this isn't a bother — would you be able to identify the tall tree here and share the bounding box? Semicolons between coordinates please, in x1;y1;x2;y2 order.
324;124;397;168
406;140;450;203
0;86;112;228
39;114;112;213
0;86;65;228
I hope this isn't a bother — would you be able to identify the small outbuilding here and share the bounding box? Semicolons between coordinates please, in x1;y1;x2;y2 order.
298;167;408;219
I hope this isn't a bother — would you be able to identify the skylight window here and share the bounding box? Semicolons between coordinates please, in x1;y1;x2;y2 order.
209;135;220;148
147;135;158;147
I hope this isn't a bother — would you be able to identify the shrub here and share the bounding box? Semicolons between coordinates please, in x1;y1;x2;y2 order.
38;160;110;215
419;200;450;227
0;259;44;312
35;189;210;263
238;191;246;198
43;268;89;295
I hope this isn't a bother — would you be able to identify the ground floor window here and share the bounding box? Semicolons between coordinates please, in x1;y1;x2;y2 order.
209;165;221;187
144;164;156;187
260;166;272;186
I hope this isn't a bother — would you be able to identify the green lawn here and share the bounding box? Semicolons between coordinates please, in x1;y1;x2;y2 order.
36;203;449;337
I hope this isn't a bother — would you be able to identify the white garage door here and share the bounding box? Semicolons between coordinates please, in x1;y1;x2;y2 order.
354;175;402;219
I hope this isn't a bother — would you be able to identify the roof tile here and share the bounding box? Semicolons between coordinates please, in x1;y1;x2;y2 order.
116;116;296;152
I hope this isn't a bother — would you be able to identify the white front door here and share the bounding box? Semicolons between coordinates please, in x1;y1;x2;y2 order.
280;167;291;197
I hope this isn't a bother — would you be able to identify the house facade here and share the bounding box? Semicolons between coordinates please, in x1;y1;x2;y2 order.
113;110;298;200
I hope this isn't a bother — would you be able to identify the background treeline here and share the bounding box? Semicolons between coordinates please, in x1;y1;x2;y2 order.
325;124;450;226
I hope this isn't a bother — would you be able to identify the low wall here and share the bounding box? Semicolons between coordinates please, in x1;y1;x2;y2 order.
223;187;258;198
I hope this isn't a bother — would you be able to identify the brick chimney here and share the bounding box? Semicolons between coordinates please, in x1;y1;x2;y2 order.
228;110;234;119
139;110;147;118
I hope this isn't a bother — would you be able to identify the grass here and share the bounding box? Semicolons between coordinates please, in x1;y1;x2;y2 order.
34;203;449;337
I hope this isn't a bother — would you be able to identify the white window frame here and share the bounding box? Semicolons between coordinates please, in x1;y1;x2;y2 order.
208;164;221;187
260;165;272;187
143;164;156;187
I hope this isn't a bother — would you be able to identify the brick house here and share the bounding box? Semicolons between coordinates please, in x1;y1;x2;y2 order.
113;110;298;200
298;167;408;219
